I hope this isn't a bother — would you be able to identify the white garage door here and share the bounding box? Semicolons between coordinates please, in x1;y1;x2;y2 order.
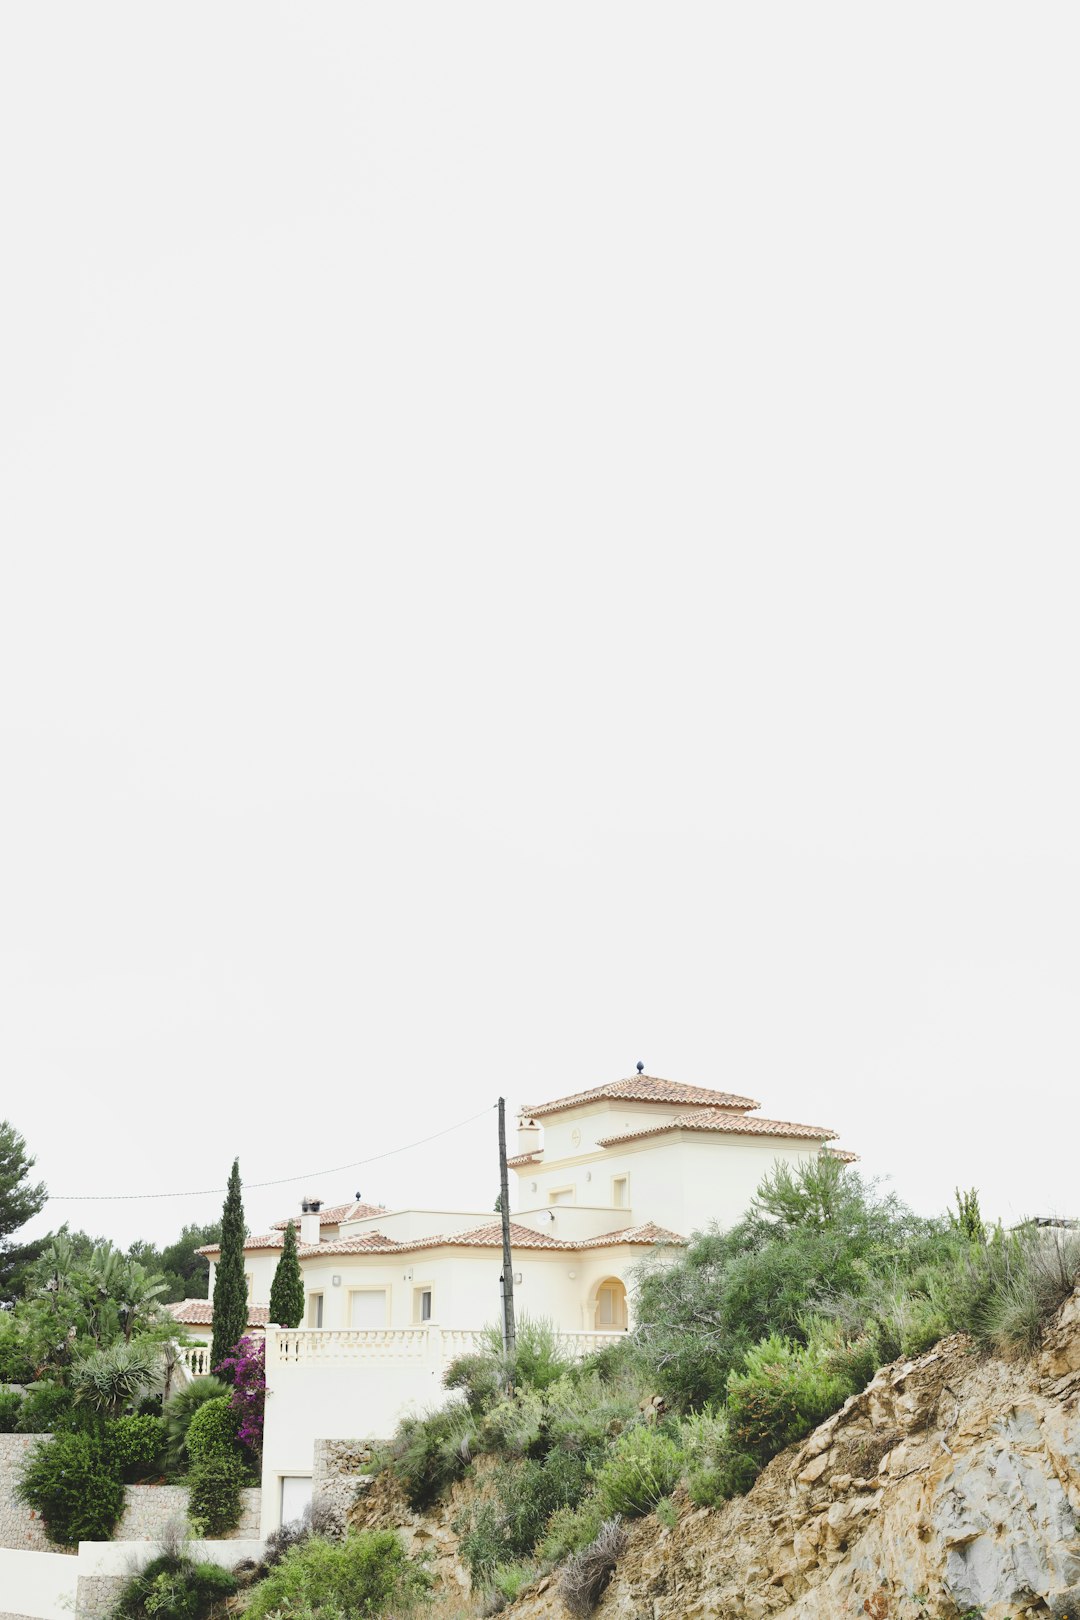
349;1289;387;1328
281;1475;312;1526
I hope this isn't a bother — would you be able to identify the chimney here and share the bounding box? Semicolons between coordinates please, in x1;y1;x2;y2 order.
517;1118;541;1157
299;1196;322;1247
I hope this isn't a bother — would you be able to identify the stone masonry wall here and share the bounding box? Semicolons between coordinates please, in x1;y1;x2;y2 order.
312;1438;379;1528
0;1434;55;1553
0;1434;260;1552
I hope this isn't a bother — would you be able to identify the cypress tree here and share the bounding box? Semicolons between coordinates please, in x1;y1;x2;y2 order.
268;1219;305;1328
211;1158;247;1373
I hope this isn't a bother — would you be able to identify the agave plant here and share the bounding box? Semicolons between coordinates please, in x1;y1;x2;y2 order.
70;1338;165;1416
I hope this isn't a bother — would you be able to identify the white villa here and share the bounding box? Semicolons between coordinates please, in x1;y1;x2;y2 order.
177;1071;853;1532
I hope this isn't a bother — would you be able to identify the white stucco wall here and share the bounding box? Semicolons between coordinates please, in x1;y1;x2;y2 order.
514;1128;829;1238
0;1547;78;1620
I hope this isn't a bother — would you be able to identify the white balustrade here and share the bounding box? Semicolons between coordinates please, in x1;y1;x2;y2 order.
178;1344;216;1378
263;1325;628;1370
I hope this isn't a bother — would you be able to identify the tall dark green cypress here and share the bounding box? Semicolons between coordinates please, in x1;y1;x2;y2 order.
211;1158;247;1373
268;1219;305;1328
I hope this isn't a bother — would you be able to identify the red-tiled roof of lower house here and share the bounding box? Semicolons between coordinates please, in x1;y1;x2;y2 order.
168;1299;270;1328
199;1220;688;1262
571;1222;685;1249
521;1074;760;1118
506;1152;542;1168
198;1229;406;1259
270;1200;386;1230
394;1220;686;1254
596;1109;840;1148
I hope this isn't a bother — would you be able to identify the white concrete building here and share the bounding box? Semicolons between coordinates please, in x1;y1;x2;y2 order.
185;1072;852;1533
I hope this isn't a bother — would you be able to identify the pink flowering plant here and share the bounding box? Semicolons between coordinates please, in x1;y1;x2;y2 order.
214;1336;266;1454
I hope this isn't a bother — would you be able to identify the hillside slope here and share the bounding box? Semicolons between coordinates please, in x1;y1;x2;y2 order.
356;1287;1080;1620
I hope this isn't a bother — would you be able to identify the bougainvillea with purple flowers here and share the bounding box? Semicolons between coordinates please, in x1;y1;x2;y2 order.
214;1336;266;1453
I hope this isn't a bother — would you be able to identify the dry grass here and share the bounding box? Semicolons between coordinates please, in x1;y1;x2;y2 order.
558;1517;629;1617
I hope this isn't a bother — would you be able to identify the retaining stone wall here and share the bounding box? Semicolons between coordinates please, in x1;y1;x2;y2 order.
0;1434;260;1553
75;1575;126;1619
312;1438;378;1527
0;1435;55;1553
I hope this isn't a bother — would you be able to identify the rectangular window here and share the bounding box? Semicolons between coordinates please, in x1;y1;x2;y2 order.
348;1289;388;1329
307;1292;324;1328
413;1287;433;1322
549;1186;575;1205
612;1176;628;1209
245;1272;254;1301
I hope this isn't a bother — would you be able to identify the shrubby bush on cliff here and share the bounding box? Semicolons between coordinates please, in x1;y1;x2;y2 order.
374;1163;1080;1595
241;1529;431;1619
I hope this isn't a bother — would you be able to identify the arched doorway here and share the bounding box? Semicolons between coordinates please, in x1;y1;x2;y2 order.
593;1277;628;1331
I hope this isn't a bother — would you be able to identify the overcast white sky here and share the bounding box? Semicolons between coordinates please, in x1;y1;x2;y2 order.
2;5;1078;1253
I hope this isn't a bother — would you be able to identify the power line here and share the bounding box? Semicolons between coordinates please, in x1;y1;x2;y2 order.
46;1103;497;1202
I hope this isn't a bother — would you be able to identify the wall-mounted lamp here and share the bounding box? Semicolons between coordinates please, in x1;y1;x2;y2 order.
331;1275;341;1287
530;1181;538;1193
513;1272;522;1285
567;1270;577;1280
585;1171;592;1182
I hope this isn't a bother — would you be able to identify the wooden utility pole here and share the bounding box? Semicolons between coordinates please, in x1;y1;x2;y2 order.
498;1096;516;1358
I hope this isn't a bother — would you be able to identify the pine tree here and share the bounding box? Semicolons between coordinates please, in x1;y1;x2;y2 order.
211;1158;247;1374
268;1219;304;1328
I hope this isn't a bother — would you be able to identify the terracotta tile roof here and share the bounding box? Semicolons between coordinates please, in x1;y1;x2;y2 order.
506;1152;542;1169
167;1299;269;1327
570;1222;685;1249
270;1200;386;1230
198;1229;407;1260
824;1147;860;1164
522;1074;760;1118
596;1109;840;1147
396;1220;686;1254
197;1232;285;1257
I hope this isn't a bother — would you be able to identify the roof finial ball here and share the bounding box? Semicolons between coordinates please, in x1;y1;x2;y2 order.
636;1060;645;1074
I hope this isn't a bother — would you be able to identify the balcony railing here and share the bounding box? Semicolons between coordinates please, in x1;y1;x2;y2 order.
265;1325;626;1369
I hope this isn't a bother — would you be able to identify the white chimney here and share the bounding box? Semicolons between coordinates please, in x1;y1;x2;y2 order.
517;1119;541;1157
299;1196;322;1247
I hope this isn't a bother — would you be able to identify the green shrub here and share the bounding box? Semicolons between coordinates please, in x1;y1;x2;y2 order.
479;1386;545;1457
162;1377;230;1473
444;1351;502;1414
686;1451;758;1505
594;1426;684;1518
376;1402;477;1511
107;1414;166;1482
0;1390;24;1432
16;1429;125;1545
543;1370;644;1463
538;1498;604;1566
454;1451;584;1586
476;1315;577;1394
727;1333;853;1462
242;1530;430;1619
110;1552;237;1620
489;1561;535;1602
15;1383;81;1434
184;1396;241;1466
187;1453;246;1538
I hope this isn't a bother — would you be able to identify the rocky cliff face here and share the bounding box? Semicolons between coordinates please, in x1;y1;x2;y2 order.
356;1287;1080;1620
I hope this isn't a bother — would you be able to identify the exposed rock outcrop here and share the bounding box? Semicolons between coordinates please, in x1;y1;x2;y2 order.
356;1286;1080;1620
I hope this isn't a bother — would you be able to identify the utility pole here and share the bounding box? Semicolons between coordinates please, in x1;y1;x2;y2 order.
497;1096;516;1359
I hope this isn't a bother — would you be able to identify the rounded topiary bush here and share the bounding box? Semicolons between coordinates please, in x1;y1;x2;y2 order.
162;1376;230;1473
187;1453;247;1538
184;1395;241;1466
16;1430;126;1545
107;1414;167;1481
